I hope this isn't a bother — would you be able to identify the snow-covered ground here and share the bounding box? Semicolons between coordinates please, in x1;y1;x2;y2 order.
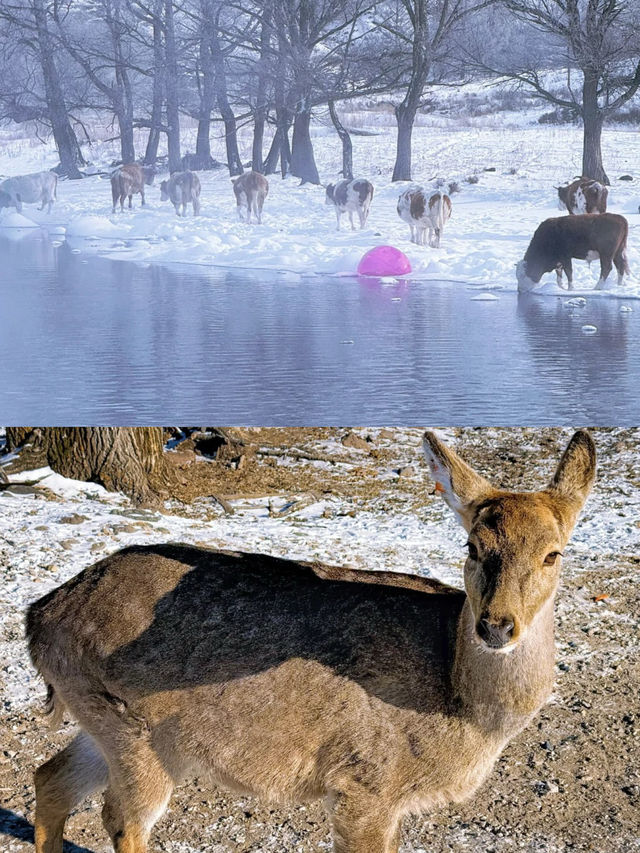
1;94;639;297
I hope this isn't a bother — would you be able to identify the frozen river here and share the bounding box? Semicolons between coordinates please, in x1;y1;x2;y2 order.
1;228;638;424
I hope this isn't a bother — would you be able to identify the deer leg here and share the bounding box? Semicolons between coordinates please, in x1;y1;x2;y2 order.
34;732;109;853
101;745;173;853
330;795;399;853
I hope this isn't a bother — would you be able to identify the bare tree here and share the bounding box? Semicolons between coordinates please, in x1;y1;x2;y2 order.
495;0;640;184
377;0;493;182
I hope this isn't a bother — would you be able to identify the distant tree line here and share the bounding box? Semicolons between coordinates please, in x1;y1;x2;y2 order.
0;0;638;184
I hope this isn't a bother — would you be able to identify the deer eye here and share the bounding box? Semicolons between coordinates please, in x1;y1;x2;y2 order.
466;542;479;561
544;551;562;565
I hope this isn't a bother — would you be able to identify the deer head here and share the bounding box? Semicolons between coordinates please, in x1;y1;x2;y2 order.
423;431;596;653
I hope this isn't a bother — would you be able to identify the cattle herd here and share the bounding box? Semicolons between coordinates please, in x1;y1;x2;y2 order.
0;167;632;290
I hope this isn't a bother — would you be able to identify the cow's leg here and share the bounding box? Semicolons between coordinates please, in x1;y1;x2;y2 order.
595;256;613;290
39;193;46;211
120;194;126;213
335;209;341;231
613;251;627;286
193;195;200;216
128;194;133;210
555;263;564;288
563;259;573;289
349;211;355;231
358;208;365;229
141;189;145;207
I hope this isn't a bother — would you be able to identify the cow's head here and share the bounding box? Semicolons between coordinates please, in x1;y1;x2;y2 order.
160;180;170;201
556;185;569;211
142;165;156;186
0;189;14;210
325;184;335;204
515;259;540;292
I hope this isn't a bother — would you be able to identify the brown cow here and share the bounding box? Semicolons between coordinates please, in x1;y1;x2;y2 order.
397;187;452;247
516;213;629;292
557;177;607;215
111;164;155;213
232;170;269;224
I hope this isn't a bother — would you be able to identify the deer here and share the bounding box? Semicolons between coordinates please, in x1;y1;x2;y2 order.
27;429;596;853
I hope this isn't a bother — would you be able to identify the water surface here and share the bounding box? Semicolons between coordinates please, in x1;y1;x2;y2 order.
1;229;638;424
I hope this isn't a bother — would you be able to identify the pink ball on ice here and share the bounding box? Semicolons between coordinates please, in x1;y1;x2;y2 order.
357;245;412;277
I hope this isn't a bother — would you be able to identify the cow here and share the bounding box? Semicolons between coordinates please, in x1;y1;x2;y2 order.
0;171;57;214
160;171;201;217
557;177;607;215
324;178;374;230
232;170;269;224
111;163;155;213
397;188;452;247
516;213;629;292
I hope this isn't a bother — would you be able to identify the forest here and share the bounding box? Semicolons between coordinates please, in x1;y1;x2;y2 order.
0;0;639;185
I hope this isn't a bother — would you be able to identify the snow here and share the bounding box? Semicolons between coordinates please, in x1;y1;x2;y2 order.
1;92;639;297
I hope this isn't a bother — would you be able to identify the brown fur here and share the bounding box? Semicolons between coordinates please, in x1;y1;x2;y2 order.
398;188;452;247
557;178;607;214
111;164;155;214
27;430;595;853
518;213;629;290
232;170;269;224
160;171;201;217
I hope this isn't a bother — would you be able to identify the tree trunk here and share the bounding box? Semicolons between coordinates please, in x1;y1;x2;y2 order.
6;427;168;505
263;130;281;174
581;72;609;185
144;7;164;166
209;28;242;176
251;4;272;174
164;0;181;172
328;100;352;180
116;102;135;163
32;0;85;178
392;101;417;182
290;104;319;184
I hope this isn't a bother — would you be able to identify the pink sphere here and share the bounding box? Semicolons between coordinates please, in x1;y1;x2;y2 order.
357;245;412;277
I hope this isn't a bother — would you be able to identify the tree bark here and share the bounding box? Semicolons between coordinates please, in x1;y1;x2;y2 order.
263;129;281;174
209;24;243;176
290;102;319;184
581;71;609;185
164;0;181;172
328;100;352;180
6;427;168;505
144;5;164;166
392;101;417;182
251;4;272;174
32;0;85;178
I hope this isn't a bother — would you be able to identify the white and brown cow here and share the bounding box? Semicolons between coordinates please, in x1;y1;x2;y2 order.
232;170;269;224
160;171;201;217
557;177;607;215
325;178;374;230
0;171;57;214
397;188;452;247
111;163;155;213
516;213;629;292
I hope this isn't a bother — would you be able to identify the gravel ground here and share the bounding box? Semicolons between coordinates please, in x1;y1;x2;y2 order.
0;427;639;852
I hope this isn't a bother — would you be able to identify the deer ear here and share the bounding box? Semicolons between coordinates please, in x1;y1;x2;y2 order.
549;430;596;512
422;431;495;531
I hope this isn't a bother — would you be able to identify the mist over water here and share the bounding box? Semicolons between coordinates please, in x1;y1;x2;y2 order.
1;230;638;424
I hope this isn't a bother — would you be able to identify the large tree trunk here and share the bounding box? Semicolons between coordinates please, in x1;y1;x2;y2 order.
251;4;272;174
290;102;319;185
328;100;352;180
194;37;216;168
32;0;85;178
581;72;609;185
392;101;417;182
6;427;168;505
164;0;181;172
144;7;164;166
263;129;281;175
209;27;242;176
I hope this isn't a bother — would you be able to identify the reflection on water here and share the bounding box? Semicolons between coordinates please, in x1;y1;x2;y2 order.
1;229;638;424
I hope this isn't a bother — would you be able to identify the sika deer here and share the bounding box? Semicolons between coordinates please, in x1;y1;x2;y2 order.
27;430;595;853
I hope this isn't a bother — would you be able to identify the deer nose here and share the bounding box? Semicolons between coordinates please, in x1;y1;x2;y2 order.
477;617;515;649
